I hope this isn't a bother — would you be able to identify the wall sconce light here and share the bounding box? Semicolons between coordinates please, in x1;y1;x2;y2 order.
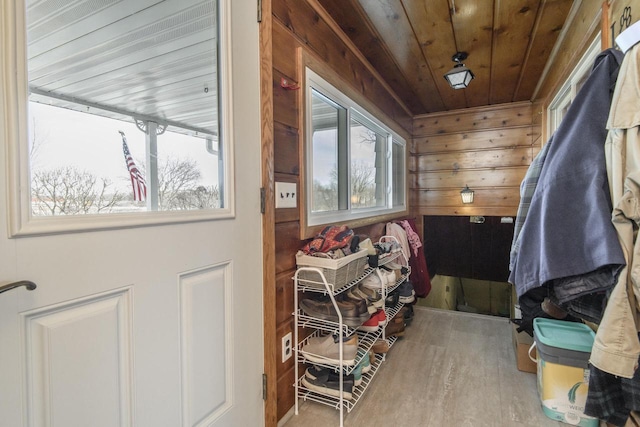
444;52;475;89
461;185;474;204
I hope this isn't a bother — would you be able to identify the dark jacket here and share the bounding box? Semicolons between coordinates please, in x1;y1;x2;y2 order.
509;48;625;298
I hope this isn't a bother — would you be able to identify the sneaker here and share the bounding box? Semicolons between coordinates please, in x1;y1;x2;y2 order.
357;312;380;332
346;288;377;314
357;309;386;332
341;292;369;316
380;264;401;283
360;273;384;290
385;291;399;307
352;362;362;387
302;366;353;399
299;298;367;327
305;365;354;388
373;309;386;325
354;284;383;309
384;261;409;277
378;268;396;287
397;280;415;304
356;348;371;375
302;333;358;366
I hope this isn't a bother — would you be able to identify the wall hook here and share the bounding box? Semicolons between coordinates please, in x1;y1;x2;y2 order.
280;77;300;90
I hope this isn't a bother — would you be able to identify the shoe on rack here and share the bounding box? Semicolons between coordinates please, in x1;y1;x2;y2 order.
352;362;362;387
357;313;380;332
340;292;369;316
398;305;414;324
385;316;406;338
345;288;377;314
377;268;396;288
382;263;402;283
302;333;358;366
302;366;353;399
356;348;371;375
305;365;355;389
304;365;355;387
357;309;386;332
371;338;390;354
373;309;386;325
299;298;366;328
397;280;415;304
361;273;384;291
385;291;399;307
355;284;383;309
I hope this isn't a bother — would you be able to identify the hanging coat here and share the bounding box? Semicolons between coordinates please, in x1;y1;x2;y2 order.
591;41;640;379
508;48;625;298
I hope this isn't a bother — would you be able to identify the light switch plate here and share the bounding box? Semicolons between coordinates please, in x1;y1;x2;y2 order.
275;182;297;208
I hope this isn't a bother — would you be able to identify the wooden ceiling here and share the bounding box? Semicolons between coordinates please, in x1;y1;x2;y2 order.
317;0;574;116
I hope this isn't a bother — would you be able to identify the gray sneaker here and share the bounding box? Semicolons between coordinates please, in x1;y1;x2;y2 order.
302;333;358;366
397;280;415;303
302;366;354;399
299;298;367;327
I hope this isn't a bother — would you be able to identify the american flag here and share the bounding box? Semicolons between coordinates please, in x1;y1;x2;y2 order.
119;131;146;202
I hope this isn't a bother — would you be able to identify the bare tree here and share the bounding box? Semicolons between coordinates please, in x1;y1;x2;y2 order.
312;161;376;211
28;116;49;167
157;158;219;210
173;185;221;209
31;166;124;215
350;161;376;207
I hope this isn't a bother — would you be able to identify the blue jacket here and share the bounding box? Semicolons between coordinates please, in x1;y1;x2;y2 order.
509;48;625;297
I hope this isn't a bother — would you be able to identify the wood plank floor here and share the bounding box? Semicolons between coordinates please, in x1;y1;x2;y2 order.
282;307;564;427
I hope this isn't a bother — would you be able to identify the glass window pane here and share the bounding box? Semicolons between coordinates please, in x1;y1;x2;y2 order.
26;0;220;216
305;68;406;228
350;117;386;209
28;103;221;216
311;91;341;212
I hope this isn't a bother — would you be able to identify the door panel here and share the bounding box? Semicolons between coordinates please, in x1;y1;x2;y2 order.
179;264;232;425
23;288;133;427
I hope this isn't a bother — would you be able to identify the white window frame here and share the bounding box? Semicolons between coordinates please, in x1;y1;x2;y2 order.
548;34;602;135
305;68;407;228
1;0;235;237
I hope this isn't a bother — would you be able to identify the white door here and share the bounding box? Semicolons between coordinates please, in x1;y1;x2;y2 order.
0;1;264;426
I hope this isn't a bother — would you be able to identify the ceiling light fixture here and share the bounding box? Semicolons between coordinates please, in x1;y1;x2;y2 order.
444;52;475;89
460;185;474;204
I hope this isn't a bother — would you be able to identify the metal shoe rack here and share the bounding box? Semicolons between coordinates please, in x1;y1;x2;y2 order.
293;236;410;427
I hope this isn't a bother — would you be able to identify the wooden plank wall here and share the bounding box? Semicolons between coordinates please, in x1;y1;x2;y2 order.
270;0;412;420
268;0;638;423
410;102;539;217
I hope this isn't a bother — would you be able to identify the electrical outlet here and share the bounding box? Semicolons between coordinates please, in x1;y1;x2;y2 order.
282;332;292;363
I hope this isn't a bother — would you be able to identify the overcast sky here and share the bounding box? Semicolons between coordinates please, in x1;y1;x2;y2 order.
29;102;219;194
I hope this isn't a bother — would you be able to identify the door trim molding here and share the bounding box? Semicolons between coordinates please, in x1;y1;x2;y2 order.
259;0;277;425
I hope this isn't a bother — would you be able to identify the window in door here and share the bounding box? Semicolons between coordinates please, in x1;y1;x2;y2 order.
10;0;232;235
